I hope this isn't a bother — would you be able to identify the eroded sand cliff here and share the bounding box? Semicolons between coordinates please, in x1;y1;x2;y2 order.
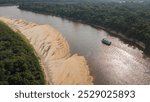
0;17;93;84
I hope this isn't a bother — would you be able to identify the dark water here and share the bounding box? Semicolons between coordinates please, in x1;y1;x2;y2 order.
0;6;150;84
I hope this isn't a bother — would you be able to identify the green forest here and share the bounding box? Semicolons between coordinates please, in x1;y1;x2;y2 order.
18;1;150;54
0;21;45;85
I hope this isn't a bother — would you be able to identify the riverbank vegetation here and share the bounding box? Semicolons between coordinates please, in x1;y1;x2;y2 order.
0;0;150;54
17;0;150;54
0;21;45;85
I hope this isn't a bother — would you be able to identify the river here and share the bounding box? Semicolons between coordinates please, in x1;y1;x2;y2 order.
0;6;150;84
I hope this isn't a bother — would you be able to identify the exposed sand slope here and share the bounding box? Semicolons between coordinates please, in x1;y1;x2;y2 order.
0;17;93;85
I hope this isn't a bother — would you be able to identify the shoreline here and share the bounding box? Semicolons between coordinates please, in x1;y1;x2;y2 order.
91;24;145;50
18;7;146;52
60;16;146;51
0;16;93;85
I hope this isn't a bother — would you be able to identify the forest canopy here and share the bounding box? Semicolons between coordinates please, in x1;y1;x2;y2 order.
0;21;45;85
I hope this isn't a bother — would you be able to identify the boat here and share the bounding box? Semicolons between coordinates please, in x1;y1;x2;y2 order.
102;38;111;46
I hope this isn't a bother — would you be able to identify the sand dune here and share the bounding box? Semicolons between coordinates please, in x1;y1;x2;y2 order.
0;17;93;85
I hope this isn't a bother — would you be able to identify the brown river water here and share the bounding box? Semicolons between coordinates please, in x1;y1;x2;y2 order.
0;6;150;84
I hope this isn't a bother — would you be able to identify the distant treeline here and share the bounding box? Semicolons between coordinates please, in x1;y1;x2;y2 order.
0;21;45;85
18;2;150;54
1;0;88;4
1;0;150;4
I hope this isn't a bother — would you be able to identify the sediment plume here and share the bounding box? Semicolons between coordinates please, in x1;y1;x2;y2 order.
0;17;93;85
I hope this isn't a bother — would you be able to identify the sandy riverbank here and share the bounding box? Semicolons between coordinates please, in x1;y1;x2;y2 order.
0;16;93;85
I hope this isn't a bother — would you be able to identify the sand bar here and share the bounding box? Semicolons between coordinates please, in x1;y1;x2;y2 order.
0;17;93;85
